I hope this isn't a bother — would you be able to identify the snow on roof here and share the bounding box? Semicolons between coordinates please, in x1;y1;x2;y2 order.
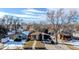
22;31;30;35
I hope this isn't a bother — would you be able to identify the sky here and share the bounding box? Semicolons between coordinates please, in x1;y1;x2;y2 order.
0;8;79;24
0;8;48;24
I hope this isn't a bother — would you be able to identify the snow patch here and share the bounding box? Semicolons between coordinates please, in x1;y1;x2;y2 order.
67;40;79;48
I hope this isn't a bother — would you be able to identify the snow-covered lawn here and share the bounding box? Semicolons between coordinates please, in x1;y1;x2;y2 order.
3;40;26;50
1;37;26;50
1;37;14;43
0;31;30;50
3;44;23;50
66;40;79;48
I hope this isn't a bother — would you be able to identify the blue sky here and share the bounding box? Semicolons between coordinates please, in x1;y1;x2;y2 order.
0;8;48;23
0;8;25;14
0;8;47;14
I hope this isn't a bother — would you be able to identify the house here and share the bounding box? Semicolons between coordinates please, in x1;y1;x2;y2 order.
73;31;79;37
27;32;55;44
28;32;41;40
58;31;72;41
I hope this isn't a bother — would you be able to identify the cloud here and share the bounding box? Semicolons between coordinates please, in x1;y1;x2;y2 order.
0;12;6;18
0;8;48;23
0;11;37;18
22;8;46;16
21;8;47;23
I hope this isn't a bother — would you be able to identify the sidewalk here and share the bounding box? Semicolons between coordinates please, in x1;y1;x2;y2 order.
45;44;70;50
23;40;46;50
45;37;70;50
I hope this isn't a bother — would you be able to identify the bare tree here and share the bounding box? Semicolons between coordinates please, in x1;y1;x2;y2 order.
47;9;64;44
47;8;78;44
0;16;6;26
66;9;78;31
2;15;23;31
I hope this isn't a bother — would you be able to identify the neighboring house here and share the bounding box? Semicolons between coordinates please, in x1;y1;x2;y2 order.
73;31;79;38
58;31;72;41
